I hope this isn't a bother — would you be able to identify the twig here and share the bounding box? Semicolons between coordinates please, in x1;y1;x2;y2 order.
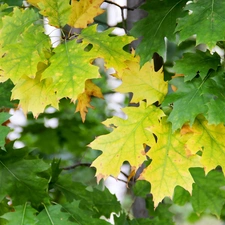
61;162;91;170
110;175;127;184
104;0;144;34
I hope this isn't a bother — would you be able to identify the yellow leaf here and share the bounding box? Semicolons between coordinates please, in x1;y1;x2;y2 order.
116;60;168;105
90;102;165;182
26;0;42;7
11;64;58;117
144;117;201;206
76;79;104;122
186;115;225;173
68;0;104;28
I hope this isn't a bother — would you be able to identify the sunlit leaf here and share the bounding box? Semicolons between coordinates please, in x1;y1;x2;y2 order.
38;0;71;28
80;24;135;76
41;40;100;101
186;115;225;174
116;60;167;104
144;117;200;206
68;0;104;28
90;102;165;181
76;79;104;122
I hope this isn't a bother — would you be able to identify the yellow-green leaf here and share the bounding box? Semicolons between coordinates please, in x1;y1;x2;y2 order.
41;40;100;102
0;25;51;83
186;115;225;173
116;60;168;105
11;72;58;117
38;0;71;28
90;102;165;182
79;24;135;77
68;0;104;28
144;117;201;206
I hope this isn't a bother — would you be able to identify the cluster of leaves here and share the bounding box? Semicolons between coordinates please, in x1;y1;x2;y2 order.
1;0;225;224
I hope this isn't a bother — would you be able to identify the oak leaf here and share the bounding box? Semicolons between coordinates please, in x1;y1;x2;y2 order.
11;68;58;117
38;0;71;28
41;40;100;102
144;117;201;206
0;25;51;83
90;102;165;182
116;60;168;105
76;79;104;122
186;115;225;174
68;0;104;28
176;0;225;50
80;24;135;77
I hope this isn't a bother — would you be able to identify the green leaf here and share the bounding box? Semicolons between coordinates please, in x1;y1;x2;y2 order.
176;0;225;49
55;174;121;218
1;0;23;6
190;167;225;217
173;186;191;206
203;69;225;125
162;77;209;131
130;0;188;66
41;40;99;101
132;180;150;198
62;200;110;225
173;50;220;81
37;204;75;225
0;4;12;29
129;218;155;225
38;0;71;28
0;148;50;205
0;25;51;83
0;203;38;225
0;8;39;47
0;112;11;150
80;24;135;75
0;80;17;108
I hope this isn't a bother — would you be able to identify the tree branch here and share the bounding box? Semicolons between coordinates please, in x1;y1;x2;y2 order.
61;162;91;170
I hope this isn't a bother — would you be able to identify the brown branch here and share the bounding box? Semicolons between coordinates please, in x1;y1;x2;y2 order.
61;162;91;170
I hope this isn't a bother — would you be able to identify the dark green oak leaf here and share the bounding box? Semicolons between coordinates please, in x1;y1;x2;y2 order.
174;50;220;81
203;69;225;125
0;203;38;225
0;112;11;150
62;200;110;225
54;174;121;218
162;76;209;131
190;167;225;217
37;204;75;225
176;0;225;49
0;148;50;205
130;0;188;66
